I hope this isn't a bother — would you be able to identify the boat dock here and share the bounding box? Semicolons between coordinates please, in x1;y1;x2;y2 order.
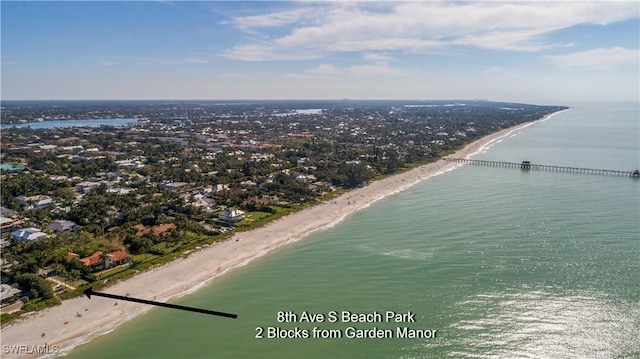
443;158;640;178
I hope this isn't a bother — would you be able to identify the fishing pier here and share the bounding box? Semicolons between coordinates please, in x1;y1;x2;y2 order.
443;158;640;178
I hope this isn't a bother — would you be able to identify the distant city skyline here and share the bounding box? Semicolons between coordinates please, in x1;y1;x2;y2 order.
1;1;638;104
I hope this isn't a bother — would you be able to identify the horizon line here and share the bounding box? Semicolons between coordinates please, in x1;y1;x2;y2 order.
3;97;636;103
1;98;618;103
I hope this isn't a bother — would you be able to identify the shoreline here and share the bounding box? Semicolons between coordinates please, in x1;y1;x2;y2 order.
0;110;567;358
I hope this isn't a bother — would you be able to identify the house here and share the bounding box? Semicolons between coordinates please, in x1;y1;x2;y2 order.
37;267;57;278
60;145;84;153
163;182;191;193
295;173;317;183
219;207;245;222
107;187;135;195
47;220;79;233
0;207;18;218
0;217;23;232
39;144;58;152
106;250;132;267
214;184;230;192
134;223;176;237
75;181;102;194
70;155;88;163
190;194;216;212
151;223;176;236
0;284;22;304
76;252;105;271
133;224;150;237
49;175;70;182
11;228;48;242
308;181;330;192
15;195;54;210
242;196;270;207
0;163;27;172
70;250;131;272
106;171;123;180
198;186;214;195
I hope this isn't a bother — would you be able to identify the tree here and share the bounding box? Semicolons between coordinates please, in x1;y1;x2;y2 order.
14;273;54;299
124;234;152;254
336;163;374;188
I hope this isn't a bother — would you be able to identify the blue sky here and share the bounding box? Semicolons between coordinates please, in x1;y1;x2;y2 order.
1;1;638;103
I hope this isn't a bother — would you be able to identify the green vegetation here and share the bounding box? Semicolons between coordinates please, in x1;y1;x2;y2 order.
0;100;566;325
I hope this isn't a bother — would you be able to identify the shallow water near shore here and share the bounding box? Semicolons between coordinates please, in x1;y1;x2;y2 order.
67;102;639;358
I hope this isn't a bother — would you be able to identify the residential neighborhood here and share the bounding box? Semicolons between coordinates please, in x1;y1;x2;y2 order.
0;99;565;321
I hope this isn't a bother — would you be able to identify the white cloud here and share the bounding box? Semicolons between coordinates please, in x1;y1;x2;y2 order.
349;53;402;77
222;1;639;61
285;64;342;79
363;53;395;63
545;47;639;69
234;7;319;31
307;64;341;75
287;55;403;78
349;62;403;77
221;43;320;61
139;57;210;66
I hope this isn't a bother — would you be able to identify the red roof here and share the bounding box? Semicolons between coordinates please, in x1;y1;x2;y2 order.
108;250;129;262
134;223;176;237
152;223;176;236
134;224;151;237
79;252;103;267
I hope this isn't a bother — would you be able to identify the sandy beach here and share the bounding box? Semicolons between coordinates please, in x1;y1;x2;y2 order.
0;111;565;358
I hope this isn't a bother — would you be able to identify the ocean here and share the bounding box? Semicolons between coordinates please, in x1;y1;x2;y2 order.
67;101;639;358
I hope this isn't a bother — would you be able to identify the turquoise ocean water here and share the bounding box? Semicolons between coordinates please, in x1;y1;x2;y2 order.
68;102;639;358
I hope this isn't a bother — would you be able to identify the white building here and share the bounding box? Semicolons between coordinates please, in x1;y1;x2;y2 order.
218;207;245;222
47;220;79;233
1;284;22;303
15;195;54;210
214;184;230;192
11;228;48;242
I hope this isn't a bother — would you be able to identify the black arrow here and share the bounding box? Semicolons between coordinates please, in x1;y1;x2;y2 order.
84;288;237;319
